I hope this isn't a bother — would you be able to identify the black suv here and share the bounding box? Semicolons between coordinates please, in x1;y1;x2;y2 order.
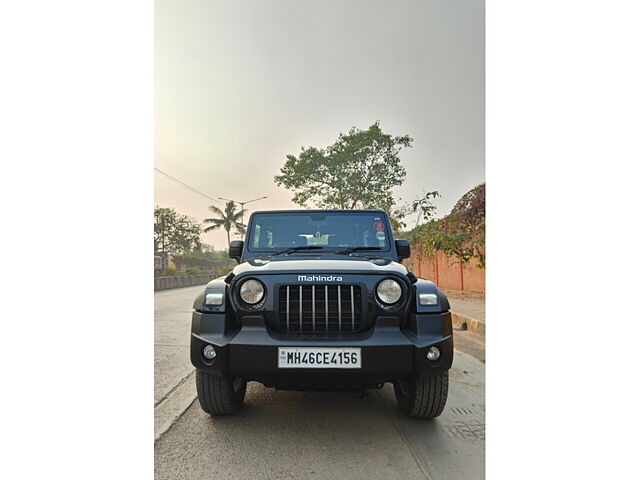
191;210;453;418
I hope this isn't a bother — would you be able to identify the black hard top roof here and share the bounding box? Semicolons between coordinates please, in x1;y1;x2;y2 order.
249;209;387;215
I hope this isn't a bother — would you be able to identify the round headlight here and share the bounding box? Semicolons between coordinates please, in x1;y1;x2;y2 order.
239;279;265;304
377;278;402;305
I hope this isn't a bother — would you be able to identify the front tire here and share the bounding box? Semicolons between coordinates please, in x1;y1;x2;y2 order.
196;370;247;416
394;371;449;419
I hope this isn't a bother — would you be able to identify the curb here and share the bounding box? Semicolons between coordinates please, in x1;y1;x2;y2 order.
154;370;197;442
154;274;217;291
451;311;485;336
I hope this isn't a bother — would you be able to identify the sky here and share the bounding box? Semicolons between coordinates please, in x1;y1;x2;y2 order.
155;0;484;251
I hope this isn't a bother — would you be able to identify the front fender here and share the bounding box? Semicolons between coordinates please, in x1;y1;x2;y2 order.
413;279;450;313
193;277;229;313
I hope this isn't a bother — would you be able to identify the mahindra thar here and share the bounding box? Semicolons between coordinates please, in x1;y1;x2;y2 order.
191;210;453;418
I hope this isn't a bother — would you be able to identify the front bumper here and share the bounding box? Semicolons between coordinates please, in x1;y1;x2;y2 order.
191;311;453;388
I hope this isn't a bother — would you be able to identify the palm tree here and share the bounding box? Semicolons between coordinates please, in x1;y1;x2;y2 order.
203;201;247;250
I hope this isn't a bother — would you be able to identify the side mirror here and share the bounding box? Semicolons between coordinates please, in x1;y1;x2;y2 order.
229;240;244;262
395;239;411;260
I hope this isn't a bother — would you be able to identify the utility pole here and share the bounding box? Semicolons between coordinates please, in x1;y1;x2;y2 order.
218;196;268;231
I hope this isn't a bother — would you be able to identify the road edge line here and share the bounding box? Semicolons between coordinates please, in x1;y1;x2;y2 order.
154;369;197;442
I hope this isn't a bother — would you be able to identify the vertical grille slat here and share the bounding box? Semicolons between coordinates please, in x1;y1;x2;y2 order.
299;285;303;331
351;285;355;331
325;285;329;331
312;285;316;331
278;284;362;333
337;285;342;331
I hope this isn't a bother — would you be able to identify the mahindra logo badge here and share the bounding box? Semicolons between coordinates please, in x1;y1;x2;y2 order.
298;275;343;282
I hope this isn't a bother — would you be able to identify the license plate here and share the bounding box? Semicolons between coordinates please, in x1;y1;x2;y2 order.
278;347;361;369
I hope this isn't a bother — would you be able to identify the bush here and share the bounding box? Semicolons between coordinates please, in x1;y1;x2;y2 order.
162;265;177;276
184;268;200;276
415;183;485;268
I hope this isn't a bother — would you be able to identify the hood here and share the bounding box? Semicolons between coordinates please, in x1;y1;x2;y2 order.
231;255;408;277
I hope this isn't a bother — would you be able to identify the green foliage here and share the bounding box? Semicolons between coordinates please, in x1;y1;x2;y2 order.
154;207;202;255
275;122;412;209
184;268;199;276
388;191;440;235
162;265;177;276
203;201;246;249
172;246;230;272
415;184;485;268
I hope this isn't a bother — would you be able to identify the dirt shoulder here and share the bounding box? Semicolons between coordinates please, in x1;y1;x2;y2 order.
442;289;485;362
442;289;485;323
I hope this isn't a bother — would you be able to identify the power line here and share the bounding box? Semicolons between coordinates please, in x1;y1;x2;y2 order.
154;167;222;204
218;196;268;226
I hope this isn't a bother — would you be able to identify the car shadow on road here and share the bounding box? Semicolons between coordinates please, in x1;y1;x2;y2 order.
155;383;432;480
204;383;400;435
156;373;484;480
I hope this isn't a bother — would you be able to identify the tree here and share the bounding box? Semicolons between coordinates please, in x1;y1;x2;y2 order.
388;191;441;235
203;201;247;250
154;207;202;255
275;122;412;209
417;184;485;268
172;245;233;276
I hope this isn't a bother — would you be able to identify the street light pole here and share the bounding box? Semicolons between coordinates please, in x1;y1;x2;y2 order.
218;196;268;231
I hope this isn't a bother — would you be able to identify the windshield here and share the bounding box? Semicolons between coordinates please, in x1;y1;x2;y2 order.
248;212;391;252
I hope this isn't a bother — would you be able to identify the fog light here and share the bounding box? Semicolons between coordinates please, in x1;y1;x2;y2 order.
426;346;440;361
203;345;216;360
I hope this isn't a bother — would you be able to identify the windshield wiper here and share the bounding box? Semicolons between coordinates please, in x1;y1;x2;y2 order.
271;246;324;256
335;247;383;255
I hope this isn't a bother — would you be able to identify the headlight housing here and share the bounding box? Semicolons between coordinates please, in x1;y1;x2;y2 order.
239;279;265;304
376;278;402;305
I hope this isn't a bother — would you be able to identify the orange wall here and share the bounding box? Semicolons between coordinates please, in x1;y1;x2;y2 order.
406;247;485;293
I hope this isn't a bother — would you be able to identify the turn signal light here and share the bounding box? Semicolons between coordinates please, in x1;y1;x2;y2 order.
419;293;438;306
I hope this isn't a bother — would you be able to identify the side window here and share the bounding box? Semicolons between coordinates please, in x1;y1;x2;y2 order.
252;225;261;248
362;229;370;247
362;220;386;247
253;225;274;248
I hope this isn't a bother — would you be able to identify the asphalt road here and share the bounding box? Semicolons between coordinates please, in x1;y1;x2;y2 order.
155;285;485;480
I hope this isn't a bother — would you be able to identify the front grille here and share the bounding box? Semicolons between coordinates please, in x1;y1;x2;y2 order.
278;285;363;333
